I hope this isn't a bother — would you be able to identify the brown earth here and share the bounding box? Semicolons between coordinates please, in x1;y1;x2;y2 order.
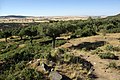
59;33;120;80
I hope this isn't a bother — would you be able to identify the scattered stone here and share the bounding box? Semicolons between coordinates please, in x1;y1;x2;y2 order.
70;72;76;79
28;61;32;64
87;67;94;75
37;59;40;62
36;66;45;73
49;71;62;80
93;62;96;65
49;61;56;67
41;63;53;72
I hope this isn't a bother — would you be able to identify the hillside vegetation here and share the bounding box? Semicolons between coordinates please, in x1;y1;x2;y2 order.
0;14;120;80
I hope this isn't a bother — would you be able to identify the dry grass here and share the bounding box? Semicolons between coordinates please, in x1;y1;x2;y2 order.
59;33;120;80
60;33;120;48
18;44;26;48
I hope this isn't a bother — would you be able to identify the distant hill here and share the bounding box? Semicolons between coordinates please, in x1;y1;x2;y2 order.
0;14;120;19
0;15;32;19
106;13;120;19
111;13;120;17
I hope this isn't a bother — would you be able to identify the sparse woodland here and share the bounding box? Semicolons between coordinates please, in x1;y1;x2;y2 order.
0;14;120;80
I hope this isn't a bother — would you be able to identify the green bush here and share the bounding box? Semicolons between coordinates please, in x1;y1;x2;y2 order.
107;62;117;69
56;40;66;47
91;48;103;55
6;68;43;80
0;42;7;49
70;33;77;39
8;61;27;74
105;45;114;51
0;47;34;62
15;61;26;71
107;62;120;70
98;52;116;59
105;45;120;52
107;28;120;33
82;48;87;51
0;44;18;54
34;53;43;59
51;48;63;58
113;46;120;52
71;56;81;64
100;29;106;36
63;53;73;62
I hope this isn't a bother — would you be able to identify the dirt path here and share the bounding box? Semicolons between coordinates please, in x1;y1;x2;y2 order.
74;50;120;80
0;38;5;42
59;33;120;80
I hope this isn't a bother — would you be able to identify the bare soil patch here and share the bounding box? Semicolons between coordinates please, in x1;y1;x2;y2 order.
59;33;120;80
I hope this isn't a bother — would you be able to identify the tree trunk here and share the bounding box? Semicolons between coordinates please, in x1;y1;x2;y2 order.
30;37;33;45
52;37;55;48
20;36;22;40
5;37;7;42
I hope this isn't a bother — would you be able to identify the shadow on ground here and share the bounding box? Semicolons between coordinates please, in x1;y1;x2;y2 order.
70;41;106;51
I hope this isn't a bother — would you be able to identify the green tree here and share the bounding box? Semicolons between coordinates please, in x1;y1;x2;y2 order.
11;27;21;36
46;23;61;48
24;27;38;44
18;28;26;40
2;31;12;42
106;23;115;30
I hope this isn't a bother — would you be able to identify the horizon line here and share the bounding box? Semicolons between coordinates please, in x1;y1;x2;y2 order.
0;13;120;17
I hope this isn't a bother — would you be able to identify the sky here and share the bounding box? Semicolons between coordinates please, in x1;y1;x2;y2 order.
0;0;120;16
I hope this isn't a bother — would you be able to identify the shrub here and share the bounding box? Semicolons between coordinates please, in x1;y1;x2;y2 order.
15;49;34;62
6;68;43;80
98;52;117;59
107;62;117;69
100;29;106;36
0;42;7;49
105;45;120;52
63;53;73;62
82;48;87;51
1;48;34;62
56;40;66;47
18;68;43;80
105;45;114;51
51;48;65;58
71;56;81;64
15;61;26;71
1;44;18;54
113;46;120;52
107;62;120;70
34;53;43;59
91;48;103;55
70;33;77;39
8;61;27;74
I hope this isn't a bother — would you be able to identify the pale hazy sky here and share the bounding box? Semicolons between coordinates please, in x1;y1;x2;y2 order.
0;0;120;16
